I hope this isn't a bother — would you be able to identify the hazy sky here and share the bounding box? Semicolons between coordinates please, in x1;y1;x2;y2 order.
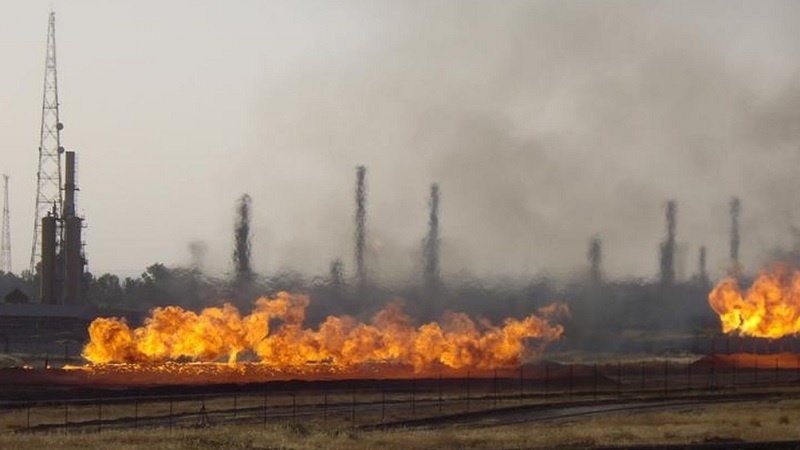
1;1;800;281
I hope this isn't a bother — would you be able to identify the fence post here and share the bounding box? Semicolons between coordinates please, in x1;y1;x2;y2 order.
796;355;799;381
350;388;355;426
439;374;443;413
544;364;548;400
466;370;471;412
775;357;780;387
687;361;692;392
568;364;573;400
411;377;416;418
708;359;717;391
198;395;208;428
640;362;645;392
493;369;498;407
262;392;268;428
755;359;759;387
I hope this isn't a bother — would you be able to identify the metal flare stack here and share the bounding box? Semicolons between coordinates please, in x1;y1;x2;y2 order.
40;150;85;305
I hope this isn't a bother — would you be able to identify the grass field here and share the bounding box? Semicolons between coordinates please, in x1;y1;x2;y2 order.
1;396;800;449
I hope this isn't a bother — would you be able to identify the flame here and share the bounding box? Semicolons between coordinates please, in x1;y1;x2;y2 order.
708;264;800;338
83;292;567;373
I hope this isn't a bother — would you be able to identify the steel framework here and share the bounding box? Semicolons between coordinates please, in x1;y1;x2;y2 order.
30;12;64;274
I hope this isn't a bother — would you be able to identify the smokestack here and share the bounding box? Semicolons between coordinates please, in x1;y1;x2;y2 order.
659;200;676;286
63;151;75;218
730;197;741;275
63;151;83;305
40;211;57;304
588;235;602;284
189;240;208;272
423;183;441;300
233;194;253;285
63;216;82;304
328;258;345;307
698;245;709;286
329;258;344;290
354;166;367;291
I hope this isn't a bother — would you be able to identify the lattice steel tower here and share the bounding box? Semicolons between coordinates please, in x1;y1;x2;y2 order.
1;175;11;273
30;12;64;274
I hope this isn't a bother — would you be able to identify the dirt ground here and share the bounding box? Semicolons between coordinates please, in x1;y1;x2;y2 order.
1;396;799;449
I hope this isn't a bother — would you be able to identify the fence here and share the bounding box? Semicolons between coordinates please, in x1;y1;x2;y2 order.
2;358;799;434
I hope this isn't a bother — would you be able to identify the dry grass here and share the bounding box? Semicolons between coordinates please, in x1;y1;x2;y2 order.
1;397;800;449
524;397;800;448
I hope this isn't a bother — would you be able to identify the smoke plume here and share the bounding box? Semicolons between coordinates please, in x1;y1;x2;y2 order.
235;1;800;283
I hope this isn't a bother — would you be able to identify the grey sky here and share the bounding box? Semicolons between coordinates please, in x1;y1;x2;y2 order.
1;1;799;281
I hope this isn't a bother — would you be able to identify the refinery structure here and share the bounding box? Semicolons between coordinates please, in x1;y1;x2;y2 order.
1;7;800;449
30;13;87;307
0;10;795;382
0;10;796;449
0;11;774;358
0;12;88;358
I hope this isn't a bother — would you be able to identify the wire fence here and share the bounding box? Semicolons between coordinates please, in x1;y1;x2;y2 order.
2;358;800;435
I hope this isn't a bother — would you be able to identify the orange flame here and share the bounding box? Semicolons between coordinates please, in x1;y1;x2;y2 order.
83;292;567;372
708;264;800;339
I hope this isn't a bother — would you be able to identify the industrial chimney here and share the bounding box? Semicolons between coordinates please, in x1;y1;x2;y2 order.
730;197;741;275
40;151;85;305
39;210;58;304
659;200;676;286
588;235;602;284
63;151;84;304
697;245;709;287
233;193;253;284
354;166;367;292
423;183;441;295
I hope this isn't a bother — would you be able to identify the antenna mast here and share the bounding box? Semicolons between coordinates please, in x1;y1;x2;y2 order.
1;175;11;273
30;11;64;274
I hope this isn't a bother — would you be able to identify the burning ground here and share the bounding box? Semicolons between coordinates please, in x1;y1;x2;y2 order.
79;292;567;378
709;264;800;339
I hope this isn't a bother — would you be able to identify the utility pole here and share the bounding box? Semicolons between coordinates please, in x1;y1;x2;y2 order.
1;175;11;273
30;11;64;274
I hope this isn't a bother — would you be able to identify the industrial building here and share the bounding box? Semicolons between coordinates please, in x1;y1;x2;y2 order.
0;12;91;365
